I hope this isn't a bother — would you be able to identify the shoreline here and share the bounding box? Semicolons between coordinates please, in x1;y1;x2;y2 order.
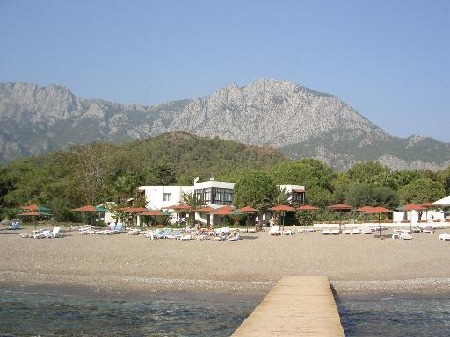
2;270;450;298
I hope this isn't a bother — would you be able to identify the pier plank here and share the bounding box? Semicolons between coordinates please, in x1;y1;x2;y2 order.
232;276;344;337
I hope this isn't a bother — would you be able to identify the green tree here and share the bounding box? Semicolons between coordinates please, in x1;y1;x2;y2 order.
109;171;143;205
69;143;112;204
398;178;445;204
233;171;279;210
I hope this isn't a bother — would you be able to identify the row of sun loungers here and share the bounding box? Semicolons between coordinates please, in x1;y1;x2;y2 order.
142;227;240;241
20;226;62;238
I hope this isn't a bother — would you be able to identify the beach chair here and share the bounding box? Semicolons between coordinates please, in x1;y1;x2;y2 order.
321;229;331;235
438;233;450;241
399;231;412;240
46;226;62;238
351;228;360;234
228;232;241;241
33;229;50;239
7;221;21;230
269;225;281;236
282;229;294;235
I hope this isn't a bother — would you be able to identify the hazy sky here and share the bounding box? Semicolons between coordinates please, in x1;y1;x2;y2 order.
1;0;449;142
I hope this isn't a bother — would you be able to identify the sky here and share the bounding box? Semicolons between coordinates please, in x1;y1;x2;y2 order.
1;0;449;142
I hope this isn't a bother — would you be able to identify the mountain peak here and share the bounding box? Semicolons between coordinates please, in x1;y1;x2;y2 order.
0;80;449;170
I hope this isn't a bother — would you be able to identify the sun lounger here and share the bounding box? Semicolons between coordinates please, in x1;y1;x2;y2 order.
33;230;50;239
45;226;62;238
421;226;435;234
7;221;21;230
179;234;193;241
196;234;208;240
269;225;281;236
282;229;294;235
166;230;182;239
399;231;412;240
360;226;372;234
439;233;450;241
228;232;241;241
351;228;360;234
330;229;340;235
322;229;331;235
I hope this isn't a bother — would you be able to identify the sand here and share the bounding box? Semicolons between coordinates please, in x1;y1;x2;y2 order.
1;225;450;296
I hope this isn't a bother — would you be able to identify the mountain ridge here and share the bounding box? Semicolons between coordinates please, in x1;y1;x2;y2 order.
0;79;449;170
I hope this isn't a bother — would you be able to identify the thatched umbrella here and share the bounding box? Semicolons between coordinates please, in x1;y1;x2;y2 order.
402;204;426;232
268;205;295;231
328;204;353;233
364;206;392;238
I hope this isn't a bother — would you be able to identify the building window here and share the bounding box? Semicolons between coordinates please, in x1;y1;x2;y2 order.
163;193;171;202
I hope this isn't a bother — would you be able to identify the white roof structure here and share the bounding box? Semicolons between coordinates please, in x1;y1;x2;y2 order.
433;196;450;206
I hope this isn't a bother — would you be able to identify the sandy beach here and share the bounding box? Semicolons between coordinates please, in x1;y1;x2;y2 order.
1;225;450;296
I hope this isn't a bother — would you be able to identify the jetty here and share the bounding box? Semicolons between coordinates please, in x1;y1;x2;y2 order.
232;276;344;336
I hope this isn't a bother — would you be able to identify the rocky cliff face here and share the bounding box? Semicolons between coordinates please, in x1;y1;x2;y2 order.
168;79;388;147
0;79;449;170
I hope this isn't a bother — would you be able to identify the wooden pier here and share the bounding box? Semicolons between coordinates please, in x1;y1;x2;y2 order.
232;276;345;336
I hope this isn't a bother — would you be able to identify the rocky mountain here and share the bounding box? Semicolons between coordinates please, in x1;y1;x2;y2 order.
1;79;449;170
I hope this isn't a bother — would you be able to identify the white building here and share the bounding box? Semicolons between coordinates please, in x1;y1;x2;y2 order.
139;178;235;226
279;184;306;205
138;179;306;227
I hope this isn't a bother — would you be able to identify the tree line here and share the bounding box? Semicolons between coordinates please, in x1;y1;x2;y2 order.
1;132;449;222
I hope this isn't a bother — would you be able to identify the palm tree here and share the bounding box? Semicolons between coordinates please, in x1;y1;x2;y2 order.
182;192;205;226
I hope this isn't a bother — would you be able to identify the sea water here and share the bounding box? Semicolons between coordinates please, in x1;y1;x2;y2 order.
338;294;450;337
0;284;262;337
1;284;450;336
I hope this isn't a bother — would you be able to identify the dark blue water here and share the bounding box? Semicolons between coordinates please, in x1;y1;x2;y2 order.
0;284;262;337
1;284;450;336
338;294;450;337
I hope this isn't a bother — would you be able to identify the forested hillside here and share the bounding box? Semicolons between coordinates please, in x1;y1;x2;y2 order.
1;132;449;222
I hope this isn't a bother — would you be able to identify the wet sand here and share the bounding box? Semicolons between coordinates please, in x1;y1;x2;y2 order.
1;225;450;296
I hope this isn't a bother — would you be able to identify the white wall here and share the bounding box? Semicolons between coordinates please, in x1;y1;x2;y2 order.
139;185;192;210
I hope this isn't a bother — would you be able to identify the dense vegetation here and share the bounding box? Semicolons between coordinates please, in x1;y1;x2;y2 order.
1;132;449;223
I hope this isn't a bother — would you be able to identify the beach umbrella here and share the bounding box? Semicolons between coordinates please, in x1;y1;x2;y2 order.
328;204;353;233
238;206;259;213
195;206;215;213
269;205;295;212
356;205;374;223
72;204;106;225
194;206;215;227
228;210;247;226
17;210;53;230
211;205;235;227
116;207;148;213
116;207;148;226
296;205;318;228
269;205;295;230
402;204;426;232
297;204;319;211
140;210;164;216
72;204;107;212
365;206;392;239
238;206;259;227
166;203;193;224
356;205;374;213
211;205;235;215
420;202;437;221
17;211;52;217
139;209;167;226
